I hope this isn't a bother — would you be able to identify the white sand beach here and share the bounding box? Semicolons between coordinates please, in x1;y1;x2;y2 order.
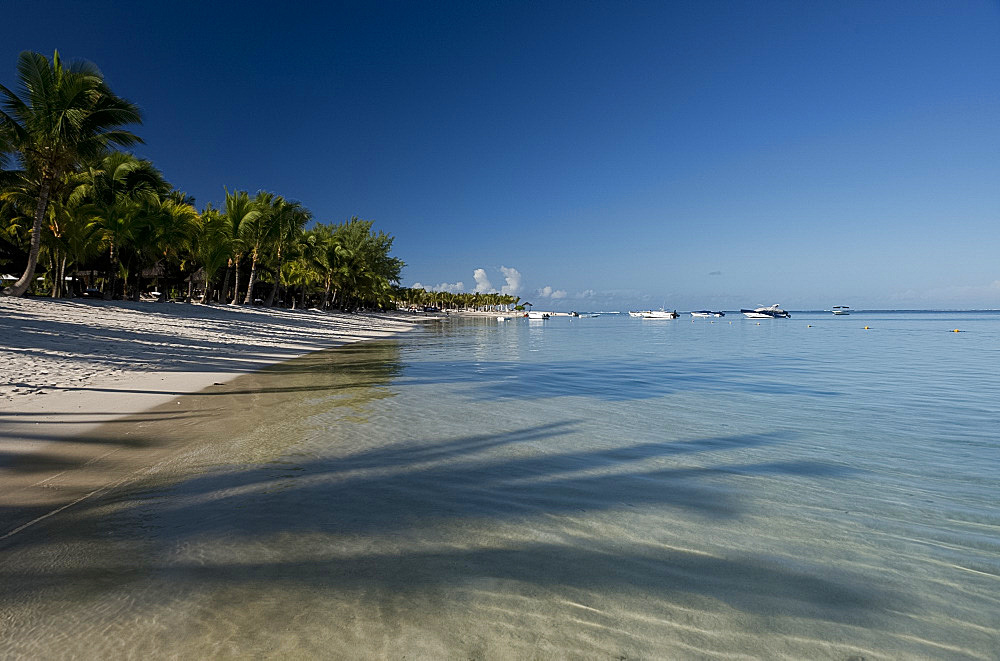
0;297;424;447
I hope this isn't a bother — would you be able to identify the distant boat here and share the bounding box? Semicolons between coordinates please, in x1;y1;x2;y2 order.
741;304;790;319
691;310;725;317
832;306;851;315
630;309;679;319
527;311;550;319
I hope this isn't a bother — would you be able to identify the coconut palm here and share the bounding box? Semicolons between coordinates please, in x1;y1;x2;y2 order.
71;152;167;296
131;195;197;298
263;198;310;306
222;189;259;304
190;204;232;302
0;50;142;296
240;191;279;305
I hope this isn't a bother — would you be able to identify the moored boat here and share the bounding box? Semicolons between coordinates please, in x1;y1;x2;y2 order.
690;310;725;317
832;306;850;315
630;309;679;319
741;304;790;319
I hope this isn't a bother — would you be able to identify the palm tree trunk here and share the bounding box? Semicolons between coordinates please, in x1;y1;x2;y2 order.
243;250;258;305
230;255;241;304
58;255;67;297
48;252;58;297
219;264;231;304
265;246;282;307
3;179;51;297
107;245;119;300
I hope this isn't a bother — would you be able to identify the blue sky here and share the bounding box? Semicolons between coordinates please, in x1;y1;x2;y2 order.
4;1;998;309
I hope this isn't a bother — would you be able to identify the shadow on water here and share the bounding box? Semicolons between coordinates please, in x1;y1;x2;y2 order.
0;337;896;642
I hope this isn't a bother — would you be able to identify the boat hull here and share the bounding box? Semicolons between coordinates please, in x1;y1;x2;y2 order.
741;306;790;319
631;310;678;319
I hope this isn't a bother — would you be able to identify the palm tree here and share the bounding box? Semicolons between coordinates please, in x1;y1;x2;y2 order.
222;189;259;304
71;152;167;296
133;195;197;298
190;203;232;302
240;191;278;305
263;198;309;306
0;50;142;297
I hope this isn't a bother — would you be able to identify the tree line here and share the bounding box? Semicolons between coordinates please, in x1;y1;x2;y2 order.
391;287;522;311
0;51;403;310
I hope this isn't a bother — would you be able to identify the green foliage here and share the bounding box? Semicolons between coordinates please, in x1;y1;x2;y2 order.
391;287;519;311
0;50;143;295
0;51;405;305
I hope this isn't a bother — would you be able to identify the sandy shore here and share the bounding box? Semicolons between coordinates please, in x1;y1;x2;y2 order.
0;297;427;449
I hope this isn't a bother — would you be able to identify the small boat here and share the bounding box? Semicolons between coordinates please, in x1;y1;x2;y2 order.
631;309;679;319
527;310;550;319
496;315;511;321
741;304;790;319
690;310;725;317
832;306;850;315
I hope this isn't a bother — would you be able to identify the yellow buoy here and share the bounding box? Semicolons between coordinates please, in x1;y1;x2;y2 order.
807;324;812;327
953;329;961;332
864;326;870;330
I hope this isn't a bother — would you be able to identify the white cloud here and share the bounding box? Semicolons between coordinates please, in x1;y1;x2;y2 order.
419;281;464;293
412;281;464;293
499;266;522;296
577;289;597;298
537;285;567;299
473;268;493;293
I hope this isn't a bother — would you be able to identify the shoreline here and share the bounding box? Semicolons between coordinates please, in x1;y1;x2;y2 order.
1;297;432;540
0;297;429;452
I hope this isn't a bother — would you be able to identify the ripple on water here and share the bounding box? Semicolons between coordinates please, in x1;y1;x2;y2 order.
2;314;999;657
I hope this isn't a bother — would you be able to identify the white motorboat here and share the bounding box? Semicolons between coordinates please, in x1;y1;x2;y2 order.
690;310;725;317
630;309;679;319
832;306;850;315
527;310;550;319
741;304;790;319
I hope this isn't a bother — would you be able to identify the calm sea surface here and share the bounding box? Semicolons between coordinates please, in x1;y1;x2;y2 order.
2;311;999;658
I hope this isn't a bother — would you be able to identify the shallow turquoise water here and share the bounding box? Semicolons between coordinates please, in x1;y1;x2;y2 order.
2;311;998;658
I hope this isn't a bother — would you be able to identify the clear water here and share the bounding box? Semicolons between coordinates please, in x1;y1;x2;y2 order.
2;312;999;658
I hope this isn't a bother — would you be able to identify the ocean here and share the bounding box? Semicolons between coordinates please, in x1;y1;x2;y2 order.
2;311;998;658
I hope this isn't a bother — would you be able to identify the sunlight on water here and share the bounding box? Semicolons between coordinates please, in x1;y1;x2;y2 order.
1;312;998;658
